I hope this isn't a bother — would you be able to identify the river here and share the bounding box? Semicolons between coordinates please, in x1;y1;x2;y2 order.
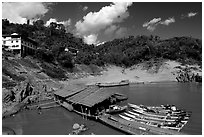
2;82;202;135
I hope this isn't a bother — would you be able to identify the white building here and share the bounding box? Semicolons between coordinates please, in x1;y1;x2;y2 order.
2;33;21;54
2;33;38;57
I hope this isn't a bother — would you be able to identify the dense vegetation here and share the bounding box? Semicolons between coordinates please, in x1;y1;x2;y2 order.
2;19;202;69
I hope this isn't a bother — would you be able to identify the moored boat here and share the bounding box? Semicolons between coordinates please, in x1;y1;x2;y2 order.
96;80;129;87
119;114;183;132
125;111;187;125
132;108;189;122
128;103;190;119
106;105;127;114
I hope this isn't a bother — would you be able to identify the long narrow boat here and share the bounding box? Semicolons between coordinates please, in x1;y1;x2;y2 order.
124;112;169;124
96;80;129;87
147;105;192;116
125;112;187;126
128;110;188;124
123;112;186;131
119;114;183;132
128;111;178;123
128;103;190;119
129;103;191;116
132;108;189;122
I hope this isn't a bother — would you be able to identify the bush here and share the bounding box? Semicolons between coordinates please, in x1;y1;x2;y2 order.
18;58;40;69
40;62;67;80
35;48;54;63
2;67;26;82
58;52;74;68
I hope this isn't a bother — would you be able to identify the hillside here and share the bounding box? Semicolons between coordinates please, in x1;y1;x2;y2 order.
2;19;202;117
95;35;202;67
2;19;202;69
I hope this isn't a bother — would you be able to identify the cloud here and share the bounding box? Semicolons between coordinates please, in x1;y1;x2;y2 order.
181;12;198;19
115;27;128;38
160;17;175;25
143;17;175;31
45;18;72;33
143;18;161;31
104;25;119;35
83;34;99;45
2;2;51;24
188;12;197;17
75;2;132;44
83;6;88;11
45;18;71;27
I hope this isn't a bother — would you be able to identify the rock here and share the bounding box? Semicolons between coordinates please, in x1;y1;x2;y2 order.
73;123;80;130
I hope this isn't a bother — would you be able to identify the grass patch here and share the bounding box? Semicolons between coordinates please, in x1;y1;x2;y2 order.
18;58;40;69
2;81;17;89
6;59;21;67
40;62;67;80
2;67;26;82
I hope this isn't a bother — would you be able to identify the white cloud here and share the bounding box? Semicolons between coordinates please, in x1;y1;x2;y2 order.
187;12;197;17
45;18;71;27
75;2;132;44
104;25;119;35
83;6;88;11
160;17;175;25
45;18;72;32
83;34;99;45
143;18;161;31
75;2;132;35
2;2;50;24
181;12;198;19
143;17;175;31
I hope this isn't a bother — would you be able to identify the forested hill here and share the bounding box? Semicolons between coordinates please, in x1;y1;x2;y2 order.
95;35;202;67
2;19;202;68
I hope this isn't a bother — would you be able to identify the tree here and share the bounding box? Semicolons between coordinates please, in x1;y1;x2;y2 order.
33;20;44;30
58;52;74;68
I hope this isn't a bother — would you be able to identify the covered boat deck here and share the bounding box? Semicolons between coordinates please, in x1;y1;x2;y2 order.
54;86;118;116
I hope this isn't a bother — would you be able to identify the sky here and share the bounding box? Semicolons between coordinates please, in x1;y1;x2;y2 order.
2;2;202;45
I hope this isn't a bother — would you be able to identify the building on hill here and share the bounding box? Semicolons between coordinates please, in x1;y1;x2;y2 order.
2;33;38;57
2;33;21;55
65;47;79;56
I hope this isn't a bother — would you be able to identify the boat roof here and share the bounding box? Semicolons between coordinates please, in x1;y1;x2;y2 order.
54;85;87;98
66;86;116;107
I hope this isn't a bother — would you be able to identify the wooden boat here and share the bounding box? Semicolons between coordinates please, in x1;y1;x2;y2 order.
96;80;129;87
132;108;188;123
128;103;190;119
119;114;183;132
128;111;177;123
128;110;188;123
124;112;169;124
125;111;187;125
147;105;192;115
106;105;127;114
119;114;135;122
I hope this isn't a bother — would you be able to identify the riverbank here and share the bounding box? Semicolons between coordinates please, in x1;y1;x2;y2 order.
61;60;201;86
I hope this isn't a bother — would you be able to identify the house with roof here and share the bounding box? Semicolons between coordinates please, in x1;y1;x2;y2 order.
2;33;38;57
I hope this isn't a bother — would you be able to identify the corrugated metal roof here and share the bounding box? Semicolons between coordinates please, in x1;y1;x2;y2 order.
66;86;115;107
78;89;115;107
66;86;100;104
54;85;86;98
